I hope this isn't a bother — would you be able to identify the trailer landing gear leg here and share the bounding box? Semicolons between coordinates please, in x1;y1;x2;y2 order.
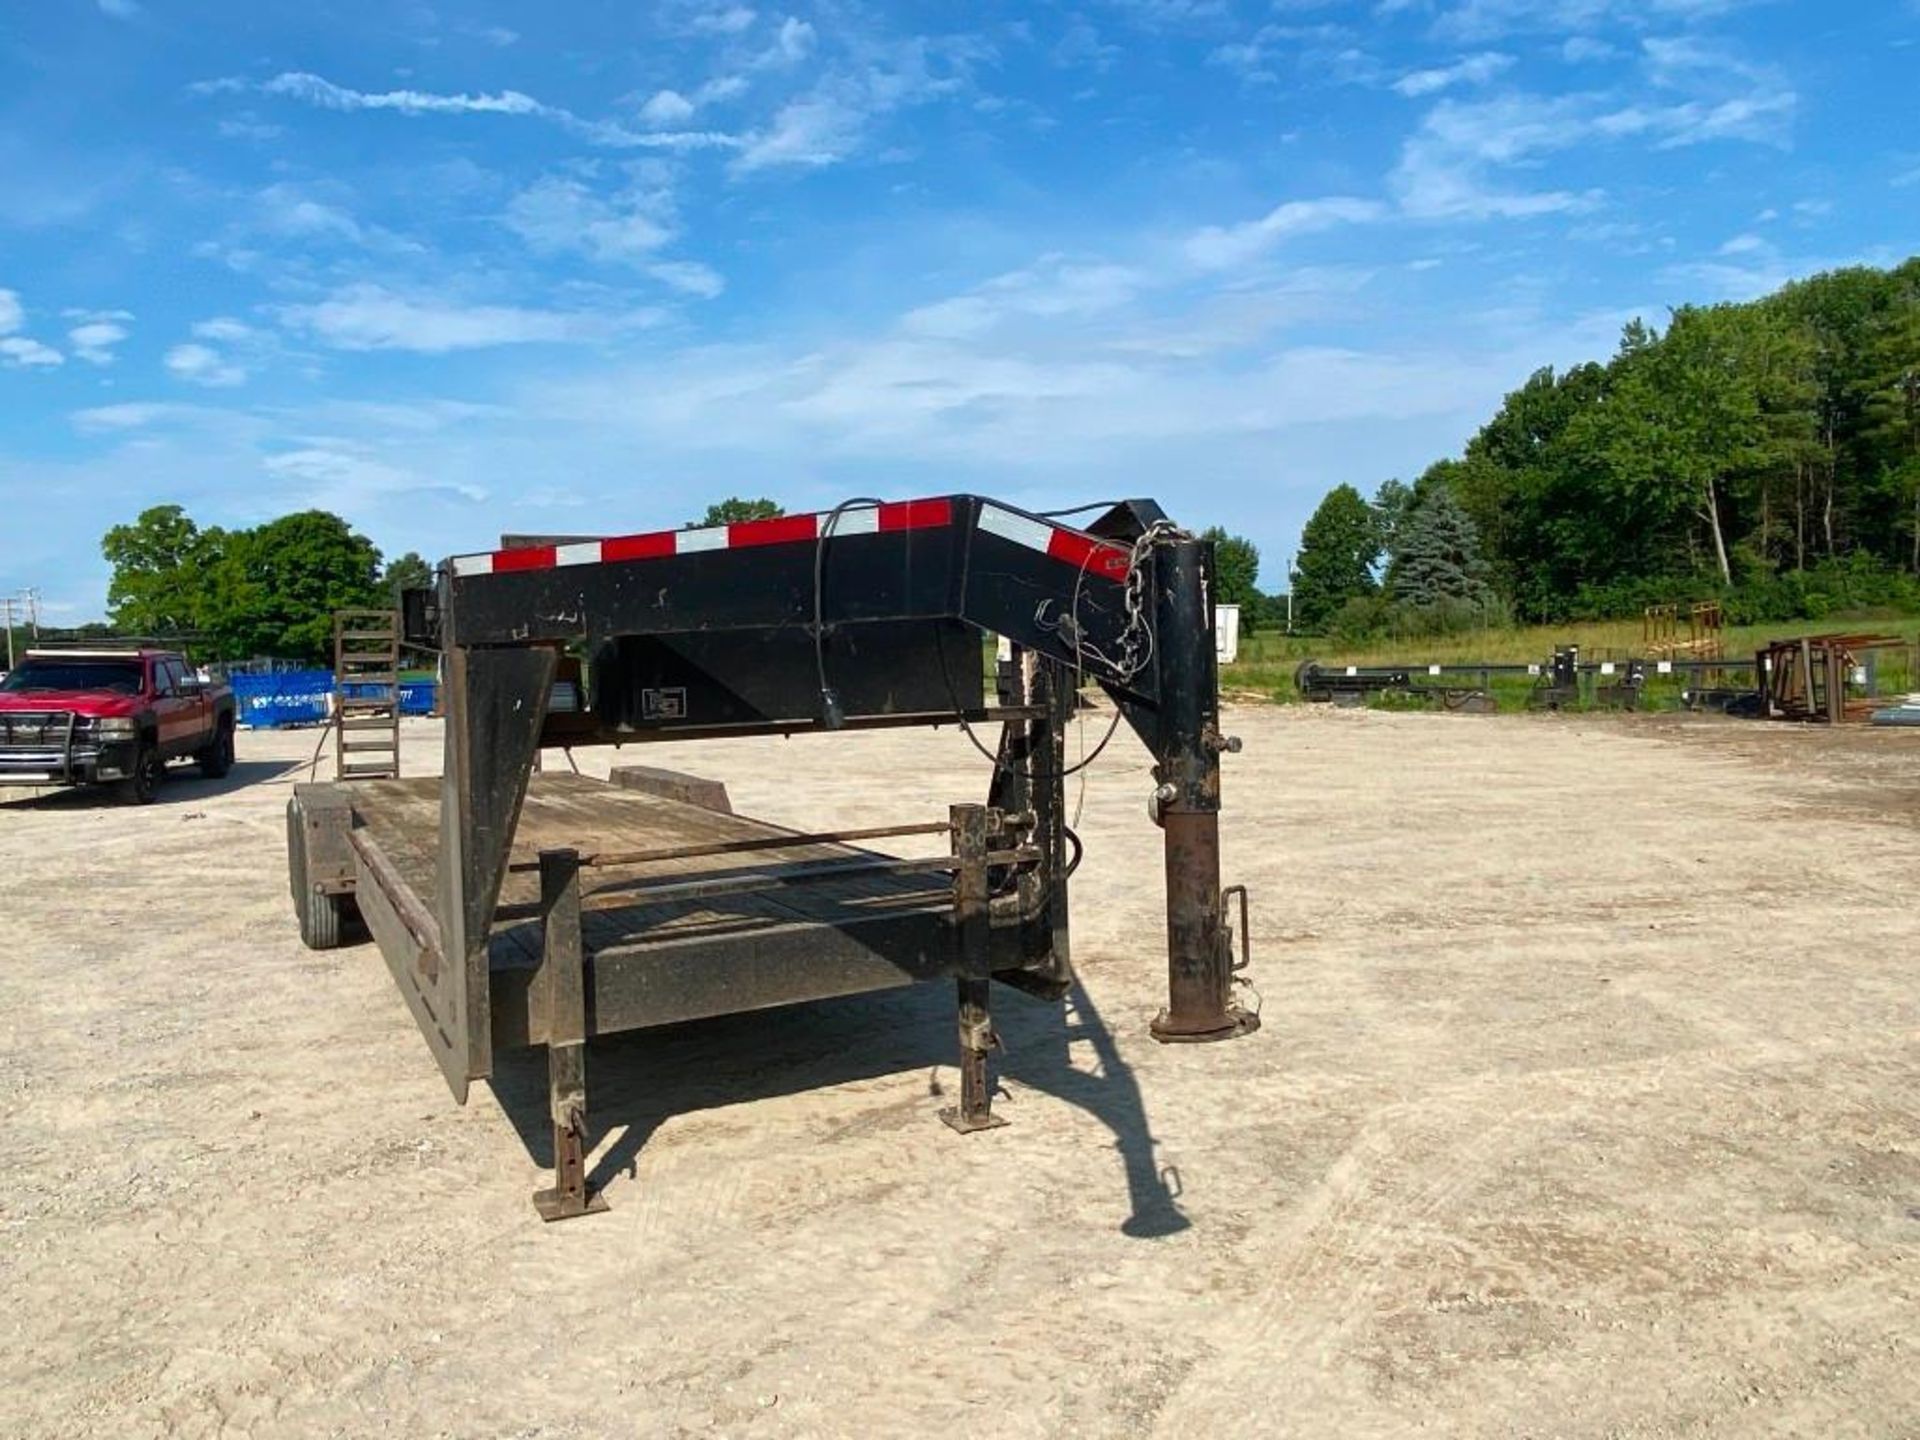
1147;535;1259;1045
534;1044;606;1221
941;804;1008;1134
941;975;1008;1133
533;847;607;1220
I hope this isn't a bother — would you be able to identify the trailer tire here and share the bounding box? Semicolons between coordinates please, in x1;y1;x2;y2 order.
287;802;347;949
197;716;235;779
299;885;345;949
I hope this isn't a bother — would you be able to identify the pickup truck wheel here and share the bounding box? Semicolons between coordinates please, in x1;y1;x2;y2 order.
117;743;164;805
197;718;235;779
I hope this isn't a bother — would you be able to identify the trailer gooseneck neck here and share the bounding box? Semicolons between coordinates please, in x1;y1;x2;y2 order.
290;493;1256;1219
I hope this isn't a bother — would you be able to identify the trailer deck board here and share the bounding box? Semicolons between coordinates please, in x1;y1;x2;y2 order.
349;773;953;971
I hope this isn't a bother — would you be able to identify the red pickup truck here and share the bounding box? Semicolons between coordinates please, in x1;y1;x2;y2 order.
0;648;237;803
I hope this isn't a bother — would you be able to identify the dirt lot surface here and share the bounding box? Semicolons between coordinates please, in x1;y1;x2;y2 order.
4;706;1918;1438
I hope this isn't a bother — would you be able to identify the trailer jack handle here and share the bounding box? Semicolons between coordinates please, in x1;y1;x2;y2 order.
1222;884;1251;972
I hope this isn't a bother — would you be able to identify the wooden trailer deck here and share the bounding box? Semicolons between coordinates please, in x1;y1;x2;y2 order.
356;772;950;958
344;771;971;1049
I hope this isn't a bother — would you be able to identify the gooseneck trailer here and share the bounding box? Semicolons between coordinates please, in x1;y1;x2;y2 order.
286;495;1255;1220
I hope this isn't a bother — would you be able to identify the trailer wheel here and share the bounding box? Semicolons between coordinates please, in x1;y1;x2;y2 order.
286;799;347;949
299;885;345;949
117;742;164;805
197;717;235;779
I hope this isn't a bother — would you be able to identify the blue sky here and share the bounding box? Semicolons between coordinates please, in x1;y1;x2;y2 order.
1;0;1915;620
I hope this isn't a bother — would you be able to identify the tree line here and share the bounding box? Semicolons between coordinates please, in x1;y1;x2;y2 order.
101;505;428;664
1292;256;1920;636
96;497;794;665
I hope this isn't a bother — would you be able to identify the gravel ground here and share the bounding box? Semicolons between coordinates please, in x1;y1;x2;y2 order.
2;704;1916;1438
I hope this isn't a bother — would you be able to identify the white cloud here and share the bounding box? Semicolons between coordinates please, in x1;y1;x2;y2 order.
217;114;283;141
1393;94;1599;218
1434;0;1759;43
1590;91;1795;148
226;72;742;152
192;317;256;343
1389;75;1792;221
505;175;675;263
1054;19;1122;71
1393;52;1515;97
264;447;486;507
678;3;757;35
97;0;139;17
1186;198;1389;269
471;25;519;47
280;284;659;353
0;337;63;368
734;94;868;170
698;75;751;104
165;342;246;387
71;402;195;431
731;36;988;173
648;261;727;298
68;320;129;365
256;183;363;241
640;72;753;130
640;89;696;126
262;70;547;117
770;16;816;65
903;258;1145;339
0;288;63;367
507;306;1615;484
1561;36;1620;62
1719;232;1765;255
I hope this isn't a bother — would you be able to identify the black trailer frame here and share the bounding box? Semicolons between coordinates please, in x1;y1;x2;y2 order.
287;494;1255;1219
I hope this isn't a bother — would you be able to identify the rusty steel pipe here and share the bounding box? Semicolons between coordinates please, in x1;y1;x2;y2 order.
1148;535;1258;1044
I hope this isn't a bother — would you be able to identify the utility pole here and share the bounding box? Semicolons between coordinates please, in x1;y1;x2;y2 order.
1;588;39;670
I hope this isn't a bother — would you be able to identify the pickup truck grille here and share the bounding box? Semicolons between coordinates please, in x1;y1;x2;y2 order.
0;711;93;749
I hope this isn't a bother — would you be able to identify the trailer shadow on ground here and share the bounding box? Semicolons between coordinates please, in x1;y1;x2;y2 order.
487;976;1190;1239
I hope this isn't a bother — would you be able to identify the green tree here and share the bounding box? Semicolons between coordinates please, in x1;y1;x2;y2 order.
383;551;433;603
1457;361;1615;617
1293;484;1380;631
1200;526;1261;623
1371;479;1416;561
101;505;224;636
1389;485;1492;606
692;497;784;526
203;511;383;662
1861;277;1920;570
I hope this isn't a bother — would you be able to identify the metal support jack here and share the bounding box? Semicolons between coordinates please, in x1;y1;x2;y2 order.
533;847;608;1220
1148;536;1259;1045
941;803;1008;1133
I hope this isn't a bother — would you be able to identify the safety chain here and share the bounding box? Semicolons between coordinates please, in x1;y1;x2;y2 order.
1034;519;1189;683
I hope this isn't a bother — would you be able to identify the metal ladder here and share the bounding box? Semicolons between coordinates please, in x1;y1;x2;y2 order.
333;608;402;780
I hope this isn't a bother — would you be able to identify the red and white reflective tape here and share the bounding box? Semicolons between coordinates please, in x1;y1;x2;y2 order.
974;503;1131;581
449;497;955;578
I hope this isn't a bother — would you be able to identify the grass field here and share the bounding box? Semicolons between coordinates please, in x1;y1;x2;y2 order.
1224;611;1920;708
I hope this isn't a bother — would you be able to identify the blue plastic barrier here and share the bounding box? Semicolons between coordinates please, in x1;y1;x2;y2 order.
231;671;438;728
231;670;332;728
